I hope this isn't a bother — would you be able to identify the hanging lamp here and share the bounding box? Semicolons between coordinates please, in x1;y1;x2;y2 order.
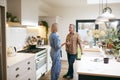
100;0;115;19
95;0;109;24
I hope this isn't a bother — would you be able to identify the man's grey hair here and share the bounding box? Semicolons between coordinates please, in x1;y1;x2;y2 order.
69;24;76;30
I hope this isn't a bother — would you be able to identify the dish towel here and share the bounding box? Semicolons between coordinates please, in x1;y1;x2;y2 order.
77;48;82;60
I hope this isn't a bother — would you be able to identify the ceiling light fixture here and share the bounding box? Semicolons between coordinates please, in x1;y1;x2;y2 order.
96;0;115;24
95;0;109;24
100;6;115;19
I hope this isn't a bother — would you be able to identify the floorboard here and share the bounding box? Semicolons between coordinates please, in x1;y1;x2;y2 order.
39;60;78;80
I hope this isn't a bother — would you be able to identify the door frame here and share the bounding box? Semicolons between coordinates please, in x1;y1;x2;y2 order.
0;6;6;80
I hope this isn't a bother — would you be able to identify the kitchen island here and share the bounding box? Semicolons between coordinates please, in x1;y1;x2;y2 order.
77;49;120;80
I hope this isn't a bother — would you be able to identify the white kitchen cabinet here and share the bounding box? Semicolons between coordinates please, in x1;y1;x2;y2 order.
7;0;38;26
7;53;36;80
0;0;5;6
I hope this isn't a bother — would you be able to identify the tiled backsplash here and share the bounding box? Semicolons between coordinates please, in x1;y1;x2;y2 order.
6;27;27;51
6;26;47;51
26;26;46;38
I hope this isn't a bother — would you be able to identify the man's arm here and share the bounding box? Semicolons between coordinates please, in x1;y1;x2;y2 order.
79;43;83;54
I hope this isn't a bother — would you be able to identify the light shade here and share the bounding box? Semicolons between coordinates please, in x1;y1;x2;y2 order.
100;11;115;19
95;6;115;24
95;16;109;24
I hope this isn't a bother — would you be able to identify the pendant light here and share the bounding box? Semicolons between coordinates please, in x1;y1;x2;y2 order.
95;0;109;24
100;0;115;19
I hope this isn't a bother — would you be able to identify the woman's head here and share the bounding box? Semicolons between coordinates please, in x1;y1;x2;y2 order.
51;23;58;33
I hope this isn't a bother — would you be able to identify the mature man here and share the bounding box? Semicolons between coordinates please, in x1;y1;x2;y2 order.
63;24;82;79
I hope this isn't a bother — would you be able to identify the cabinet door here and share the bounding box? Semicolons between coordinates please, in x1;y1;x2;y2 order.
0;0;5;6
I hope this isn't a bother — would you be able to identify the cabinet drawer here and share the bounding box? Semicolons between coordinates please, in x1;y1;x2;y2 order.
24;57;35;73
7;69;22;80
20;72;35;80
7;61;25;80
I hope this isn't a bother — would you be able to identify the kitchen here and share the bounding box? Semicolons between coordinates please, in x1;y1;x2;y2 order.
0;0;120;80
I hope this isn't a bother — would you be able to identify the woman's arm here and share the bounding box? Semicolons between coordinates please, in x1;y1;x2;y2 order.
53;33;66;50
61;42;66;47
53;35;61;50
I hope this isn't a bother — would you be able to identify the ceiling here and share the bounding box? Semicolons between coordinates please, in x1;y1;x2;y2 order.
41;0;86;7
41;0;120;8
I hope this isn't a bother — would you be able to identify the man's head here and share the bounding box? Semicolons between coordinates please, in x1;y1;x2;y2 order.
69;24;75;33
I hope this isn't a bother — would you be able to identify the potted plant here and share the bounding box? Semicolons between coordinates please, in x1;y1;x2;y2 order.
39;20;49;44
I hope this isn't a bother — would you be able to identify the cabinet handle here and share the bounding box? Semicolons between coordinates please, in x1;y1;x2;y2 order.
27;62;30;64
28;78;31;80
16;74;19;78
27;67;31;70
15;67;19;71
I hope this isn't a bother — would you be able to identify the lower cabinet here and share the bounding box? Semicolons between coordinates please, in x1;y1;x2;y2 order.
21;72;35;80
7;56;35;80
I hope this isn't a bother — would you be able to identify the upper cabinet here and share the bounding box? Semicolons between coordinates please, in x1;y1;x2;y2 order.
0;0;5;6
7;0;39;26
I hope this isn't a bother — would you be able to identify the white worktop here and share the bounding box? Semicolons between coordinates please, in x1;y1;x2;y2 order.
7;53;35;68
77;51;120;78
7;45;49;68
37;45;49;48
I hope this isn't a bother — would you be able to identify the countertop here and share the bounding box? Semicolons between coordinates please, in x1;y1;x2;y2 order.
77;51;120;78
7;45;50;68
37;45;50;48
7;53;35;68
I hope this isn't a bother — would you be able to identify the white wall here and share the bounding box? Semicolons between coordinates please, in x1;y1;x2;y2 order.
46;3;120;60
6;27;27;51
38;1;52;16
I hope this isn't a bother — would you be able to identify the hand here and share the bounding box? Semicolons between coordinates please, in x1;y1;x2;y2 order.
61;42;66;47
66;41;71;45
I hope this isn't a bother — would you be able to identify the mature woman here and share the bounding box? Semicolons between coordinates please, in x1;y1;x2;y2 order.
49;23;65;80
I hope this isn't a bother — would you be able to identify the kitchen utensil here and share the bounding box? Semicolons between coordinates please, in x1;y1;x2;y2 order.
7;46;16;57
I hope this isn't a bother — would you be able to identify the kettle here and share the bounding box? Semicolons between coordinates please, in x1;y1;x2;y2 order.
7;46;16;57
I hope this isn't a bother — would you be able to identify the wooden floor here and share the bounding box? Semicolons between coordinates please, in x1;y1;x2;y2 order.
39;60;78;80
